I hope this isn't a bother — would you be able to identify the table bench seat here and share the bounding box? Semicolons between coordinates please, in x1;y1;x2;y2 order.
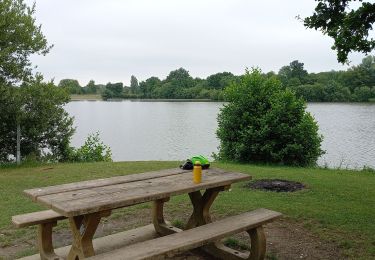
12;210;66;228
12;210;67;260
89;208;282;260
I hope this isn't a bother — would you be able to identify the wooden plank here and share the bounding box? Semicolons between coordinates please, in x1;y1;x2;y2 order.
88;208;282;260
37;169;250;217
12;210;66;228
24;168;187;201
18;224;158;260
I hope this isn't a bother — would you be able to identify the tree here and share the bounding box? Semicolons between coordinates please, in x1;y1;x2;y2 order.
139;77;161;98
292;83;325;101
216;69;323;166
339;55;375;91
354;86;373;101
58;79;82;94
84;80;98;94
165;68;195;89
278;60;309;86
0;85;19;161
151;68;195;99
206;72;235;89
304;0;375;63
130;75;139;89
0;0;52;85
322;80;352;101
0;77;75;162
130;75;139;95
102;82;123;99
0;0;75;163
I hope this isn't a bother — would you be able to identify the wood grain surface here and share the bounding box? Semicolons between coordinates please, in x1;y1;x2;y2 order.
24;168;251;217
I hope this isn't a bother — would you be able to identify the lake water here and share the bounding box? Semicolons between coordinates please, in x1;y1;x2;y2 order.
65;101;375;169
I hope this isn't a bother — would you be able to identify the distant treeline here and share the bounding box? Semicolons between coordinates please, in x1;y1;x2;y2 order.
59;56;375;102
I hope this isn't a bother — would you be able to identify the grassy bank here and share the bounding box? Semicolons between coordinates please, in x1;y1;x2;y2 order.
0;161;374;259
70;94;102;101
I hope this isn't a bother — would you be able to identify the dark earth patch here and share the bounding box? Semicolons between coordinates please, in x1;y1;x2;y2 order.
245;179;305;192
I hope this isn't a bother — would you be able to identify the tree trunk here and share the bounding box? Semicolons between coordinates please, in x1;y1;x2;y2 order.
16;123;20;165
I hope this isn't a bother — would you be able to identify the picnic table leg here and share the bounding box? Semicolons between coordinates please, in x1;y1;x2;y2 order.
67;210;111;260
152;197;182;235
185;186;266;260
185;186;226;229
38;221;64;260
247;227;266;260
203;226;266;260
152;187;226;236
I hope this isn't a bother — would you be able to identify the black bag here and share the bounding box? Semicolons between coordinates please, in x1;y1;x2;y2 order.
180;159;193;170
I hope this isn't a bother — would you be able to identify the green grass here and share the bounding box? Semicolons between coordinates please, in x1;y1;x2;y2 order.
0;161;177;228
0;161;374;258
70;94;102;100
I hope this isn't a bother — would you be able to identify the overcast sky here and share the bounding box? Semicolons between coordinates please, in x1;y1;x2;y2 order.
27;0;365;86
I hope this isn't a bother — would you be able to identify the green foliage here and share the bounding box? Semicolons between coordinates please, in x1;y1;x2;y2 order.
0;0;77;164
279;57;375;102
0;85;19;161
216;69;323;166
354;86;373;102
67;132;112;162
278;60;309;86
58;79;82;94
102;82;124;100
206;72;235;89
0;77;75;163
68;56;375;102
304;0;375;63
139;76;161;98
130;75;139;92
165;68;195;89
0;0;52;85
83;80;98;94
362;165;375;173
116;68;229;100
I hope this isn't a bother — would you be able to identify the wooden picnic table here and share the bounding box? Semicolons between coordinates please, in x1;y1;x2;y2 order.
24;167;251;260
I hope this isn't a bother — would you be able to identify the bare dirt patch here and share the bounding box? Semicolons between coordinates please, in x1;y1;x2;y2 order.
0;206;343;260
214;219;344;260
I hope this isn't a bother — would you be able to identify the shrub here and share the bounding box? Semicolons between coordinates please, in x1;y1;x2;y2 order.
68;132;112;162
216;69;323;166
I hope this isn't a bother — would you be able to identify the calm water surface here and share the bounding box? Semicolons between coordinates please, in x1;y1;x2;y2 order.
65;101;375;169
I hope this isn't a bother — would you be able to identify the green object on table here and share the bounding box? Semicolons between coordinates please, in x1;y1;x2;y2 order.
191;155;210;169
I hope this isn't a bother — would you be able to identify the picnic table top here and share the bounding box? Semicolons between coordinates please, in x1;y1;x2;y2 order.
24;168;251;217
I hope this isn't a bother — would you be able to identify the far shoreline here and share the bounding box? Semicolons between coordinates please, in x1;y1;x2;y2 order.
70;95;375;103
70;95;217;102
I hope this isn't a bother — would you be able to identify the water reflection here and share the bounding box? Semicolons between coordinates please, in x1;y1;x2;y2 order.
65;101;375;169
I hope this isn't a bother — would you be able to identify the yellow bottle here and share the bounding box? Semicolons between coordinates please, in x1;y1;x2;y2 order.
193;161;202;184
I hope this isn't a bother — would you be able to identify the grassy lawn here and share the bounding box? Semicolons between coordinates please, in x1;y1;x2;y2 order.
0;161;374;259
70;94;102;101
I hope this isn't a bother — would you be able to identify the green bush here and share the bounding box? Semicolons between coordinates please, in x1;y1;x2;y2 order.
68;132;112;162
216;69;323;166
